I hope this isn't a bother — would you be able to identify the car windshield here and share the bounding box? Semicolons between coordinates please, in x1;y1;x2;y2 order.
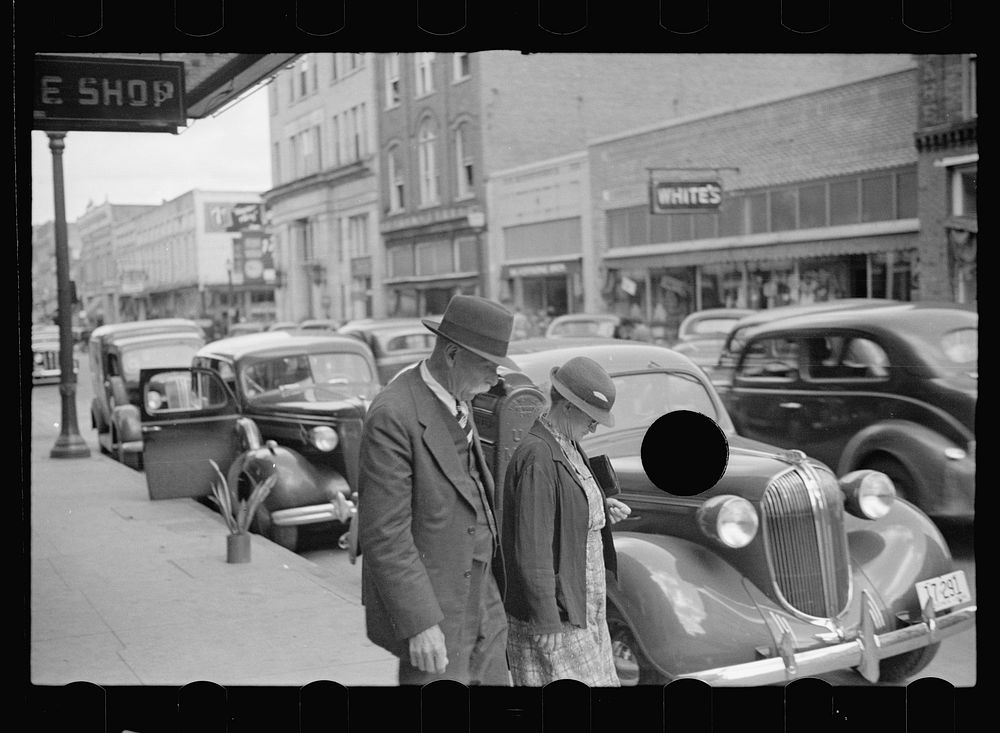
551;320;616;338
591;370;721;437
241;351;375;401
120;342;201;381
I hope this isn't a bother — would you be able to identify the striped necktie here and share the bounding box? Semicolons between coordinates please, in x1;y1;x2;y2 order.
456;400;473;443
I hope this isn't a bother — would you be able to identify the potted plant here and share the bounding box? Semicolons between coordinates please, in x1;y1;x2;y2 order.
209;459;276;563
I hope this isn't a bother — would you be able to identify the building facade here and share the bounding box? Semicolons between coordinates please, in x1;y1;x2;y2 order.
263;52;382;323
913;54;977;305
376;52;916;318
75;201;158;325
31;220;82;325
587;68;921;342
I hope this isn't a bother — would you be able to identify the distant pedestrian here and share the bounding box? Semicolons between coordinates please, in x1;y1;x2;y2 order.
502;356;631;686
357;294;516;685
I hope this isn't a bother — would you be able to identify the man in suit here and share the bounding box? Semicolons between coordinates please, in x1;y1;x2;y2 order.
357;295;516;685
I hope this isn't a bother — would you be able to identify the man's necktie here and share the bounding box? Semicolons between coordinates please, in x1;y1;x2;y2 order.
456;400;473;443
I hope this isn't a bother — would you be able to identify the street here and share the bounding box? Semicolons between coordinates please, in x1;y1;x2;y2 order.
33;349;976;687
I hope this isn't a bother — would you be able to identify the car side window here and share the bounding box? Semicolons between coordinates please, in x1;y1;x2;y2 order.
804;335;889;381
736;337;799;380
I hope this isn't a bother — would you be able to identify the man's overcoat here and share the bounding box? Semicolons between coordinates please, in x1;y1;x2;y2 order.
357;365;505;657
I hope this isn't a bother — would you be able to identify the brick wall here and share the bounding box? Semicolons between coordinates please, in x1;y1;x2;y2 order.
917;54;970;129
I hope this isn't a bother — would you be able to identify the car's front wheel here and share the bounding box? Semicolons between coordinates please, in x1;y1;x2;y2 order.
606;606;665;686
252;506;299;552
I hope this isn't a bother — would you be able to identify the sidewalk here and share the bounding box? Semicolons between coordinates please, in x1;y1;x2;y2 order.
28;384;397;687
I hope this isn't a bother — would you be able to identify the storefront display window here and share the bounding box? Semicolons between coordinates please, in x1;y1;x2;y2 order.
861;174;894;222
649;267;695;343
869;250;914;301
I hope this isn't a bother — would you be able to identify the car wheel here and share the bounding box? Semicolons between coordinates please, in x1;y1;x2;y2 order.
863;455;916;504
876;642;940;683
252;506;299;552
606;606;664;686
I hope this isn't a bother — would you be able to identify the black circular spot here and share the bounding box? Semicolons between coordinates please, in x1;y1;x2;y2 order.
641;410;729;496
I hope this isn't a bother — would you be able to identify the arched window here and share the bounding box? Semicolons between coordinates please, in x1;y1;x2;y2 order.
454;123;474;199
418;119;439;205
387;144;405;212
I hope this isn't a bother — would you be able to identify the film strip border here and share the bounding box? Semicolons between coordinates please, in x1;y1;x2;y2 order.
24;1;971;45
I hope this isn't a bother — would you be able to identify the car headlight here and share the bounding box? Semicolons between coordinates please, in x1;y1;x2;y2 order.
310;426;339;452
840;470;895;519
697;495;759;548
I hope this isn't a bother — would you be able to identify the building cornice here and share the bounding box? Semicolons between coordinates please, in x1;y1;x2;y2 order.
262;158;375;206
915;118;977;153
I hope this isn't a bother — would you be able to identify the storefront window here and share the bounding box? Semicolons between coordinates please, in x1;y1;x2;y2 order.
830;179;859;225
717;195;743;236
770;189;797;231
796;258;848;304
603;269;647;319
747;193;768;234
700;264;747;309
896;171;917;218
456;236;479;272
650;212;671;243
798;184;827;229
388;243;415;278
649;267;695;343
869;250;914;301
390;288;419;317
861;175;893;222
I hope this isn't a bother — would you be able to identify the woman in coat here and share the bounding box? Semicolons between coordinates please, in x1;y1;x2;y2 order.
501;356;631;686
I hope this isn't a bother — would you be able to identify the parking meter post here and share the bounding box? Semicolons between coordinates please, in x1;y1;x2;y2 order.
47;132;91;459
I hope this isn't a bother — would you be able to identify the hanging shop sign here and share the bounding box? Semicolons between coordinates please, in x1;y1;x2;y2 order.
33;55;186;133
650;181;723;214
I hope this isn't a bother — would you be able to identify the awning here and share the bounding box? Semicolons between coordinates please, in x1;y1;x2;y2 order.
604;232;918;270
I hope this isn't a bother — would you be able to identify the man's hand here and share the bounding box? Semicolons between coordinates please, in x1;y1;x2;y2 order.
532;632;563;653
409;624;449;674
606;497;631;524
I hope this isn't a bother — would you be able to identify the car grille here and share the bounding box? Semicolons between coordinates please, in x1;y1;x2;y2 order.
760;465;850;619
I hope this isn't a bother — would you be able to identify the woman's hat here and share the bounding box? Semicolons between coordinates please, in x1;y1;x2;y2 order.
423;295;517;368
550;356;616;427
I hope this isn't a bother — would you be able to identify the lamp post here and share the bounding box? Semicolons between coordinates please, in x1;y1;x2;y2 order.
47;132;90;458
226;259;235;333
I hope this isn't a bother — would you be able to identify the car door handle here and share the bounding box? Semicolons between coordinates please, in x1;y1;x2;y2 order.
779;402;802;409
141;425;162;433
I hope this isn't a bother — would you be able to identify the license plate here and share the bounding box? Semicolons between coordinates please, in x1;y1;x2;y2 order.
915;570;972;613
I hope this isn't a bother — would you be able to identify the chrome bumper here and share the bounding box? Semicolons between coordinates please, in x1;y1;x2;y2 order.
270;494;355;527
676;590;976;686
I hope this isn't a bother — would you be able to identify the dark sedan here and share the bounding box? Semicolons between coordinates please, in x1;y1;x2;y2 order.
717;302;976;520
468;336;975;685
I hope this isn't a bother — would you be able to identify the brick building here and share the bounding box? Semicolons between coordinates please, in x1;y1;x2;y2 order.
376;52;914;318
912;54;977;305
588;68;921;342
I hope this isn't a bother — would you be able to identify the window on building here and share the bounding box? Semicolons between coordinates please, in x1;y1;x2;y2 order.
418;119;439;205
272;142;281;184
456;236;479;272
650;211;671;243
964;54;977;118
717;195;743;236
952;165;977;217
347;53;363;72
294;219;314;263
268;83;277;116
347;214;369;258
330;53;339;82
861;174;893;223
746;193;768;234
415;52;436;96
829;179;859;225
416;239;453;275
353;104;366;158
298;55;316;97
385;54;400;108
387;146;405;212
388;243;415;278
770;189;797;231
798;184;827;228
455;124;474;198
453;52;470;81
896;170;917;218
330;115;340;167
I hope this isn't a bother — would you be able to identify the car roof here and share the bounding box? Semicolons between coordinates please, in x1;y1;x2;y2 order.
549;313;620;323
506;338;698;378
196;331;373;362
107;331;206;349
744;301;977;340
727;299;900;334
682;307;754;322
89;319;203;341
339;317;425;332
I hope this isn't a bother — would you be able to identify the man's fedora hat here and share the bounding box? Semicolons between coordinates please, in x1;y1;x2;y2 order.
550;356;616;428
423;295;517;369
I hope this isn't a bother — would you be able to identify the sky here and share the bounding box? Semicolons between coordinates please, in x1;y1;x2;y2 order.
29;84;272;227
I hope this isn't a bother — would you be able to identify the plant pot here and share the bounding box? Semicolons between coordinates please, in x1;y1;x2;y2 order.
226;532;252;564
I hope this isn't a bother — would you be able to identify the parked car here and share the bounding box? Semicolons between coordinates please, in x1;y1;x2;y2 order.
298;318;341;333
31;325;77;385
711;298;900;386
137;331;380;551
544;313;622;339
338;318;435;385
228;321;266;337
716;302;976;520
671;308;754;373
466;336;975;685
87;318;206;467
267;321;300;332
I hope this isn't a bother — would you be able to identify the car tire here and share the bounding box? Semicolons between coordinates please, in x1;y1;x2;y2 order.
863;455;917;504
606;605;665;686
877;641;940;683
252;506;299;552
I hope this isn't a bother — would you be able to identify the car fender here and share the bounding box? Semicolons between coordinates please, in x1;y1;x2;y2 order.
110;403;142;443
608;532;773;678
845;498;956;623
226;442;349;512
837;419;962;502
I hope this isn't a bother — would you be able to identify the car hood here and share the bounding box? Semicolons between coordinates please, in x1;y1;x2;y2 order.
612;433;821;503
